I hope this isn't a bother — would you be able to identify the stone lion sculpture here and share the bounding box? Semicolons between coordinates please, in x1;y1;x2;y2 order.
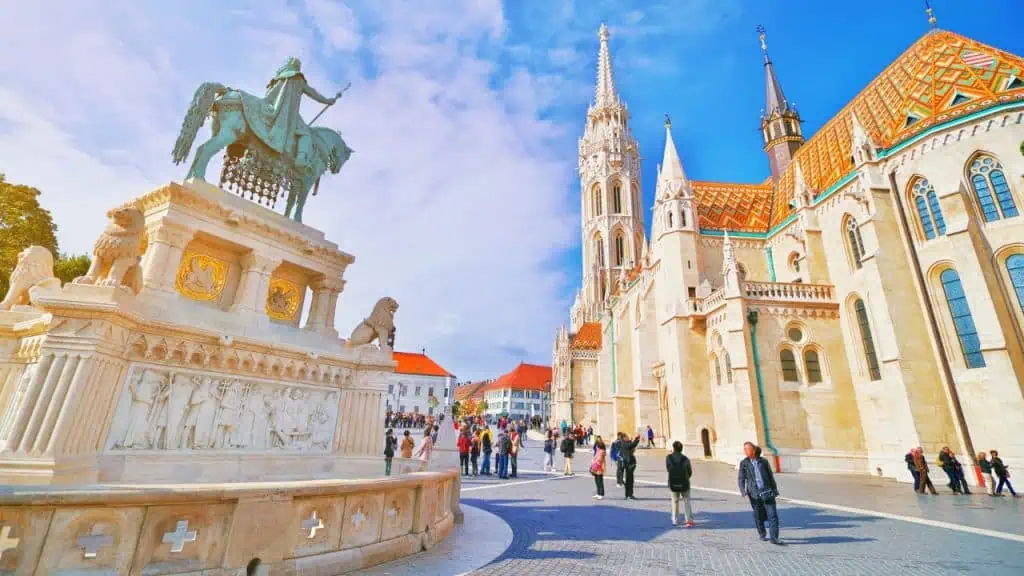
73;206;146;294
345;297;398;349
0;246;62;311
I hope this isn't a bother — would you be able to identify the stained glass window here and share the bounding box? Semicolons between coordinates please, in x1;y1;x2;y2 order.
970;155;1018;222
911;178;946;240
1007;254;1024;315
854;299;881;380
846;217;866;269
940;269;985;368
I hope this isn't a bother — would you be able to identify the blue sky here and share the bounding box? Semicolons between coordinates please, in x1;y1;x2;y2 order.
1;1;1022;380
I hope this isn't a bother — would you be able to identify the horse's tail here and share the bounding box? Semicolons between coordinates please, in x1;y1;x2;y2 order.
172;82;226;164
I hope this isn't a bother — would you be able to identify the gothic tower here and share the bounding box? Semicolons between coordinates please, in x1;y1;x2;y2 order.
576;24;643;321
758;25;803;182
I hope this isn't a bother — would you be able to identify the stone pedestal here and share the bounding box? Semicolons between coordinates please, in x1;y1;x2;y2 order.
0;180;397;485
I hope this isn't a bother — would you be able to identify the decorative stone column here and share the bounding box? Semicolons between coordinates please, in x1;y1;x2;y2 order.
230;253;280;314
304;276;345;336
142;219;194;294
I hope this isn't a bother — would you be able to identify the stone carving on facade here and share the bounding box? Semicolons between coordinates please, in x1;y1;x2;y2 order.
73;206;147;294
0;246;62;311
109;366;339;452
345;297;398;349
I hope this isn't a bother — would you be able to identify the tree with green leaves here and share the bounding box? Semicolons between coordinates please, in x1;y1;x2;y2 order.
0;174;91;297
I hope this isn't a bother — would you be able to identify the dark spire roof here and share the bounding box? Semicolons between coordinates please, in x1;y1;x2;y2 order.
757;25;792;118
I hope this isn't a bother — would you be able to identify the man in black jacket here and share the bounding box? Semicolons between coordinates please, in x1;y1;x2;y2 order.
619;433;641;499
737;441;781;544
665;441;694;526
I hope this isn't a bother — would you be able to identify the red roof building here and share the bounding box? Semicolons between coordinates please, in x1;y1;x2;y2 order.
481;363;552;422
387;351;456;416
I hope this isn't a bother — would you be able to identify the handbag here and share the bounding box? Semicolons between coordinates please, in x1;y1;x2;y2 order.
590;460;603;475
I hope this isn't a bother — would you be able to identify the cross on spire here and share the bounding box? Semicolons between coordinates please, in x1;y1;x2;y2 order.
924;0;938;30
594;23;619;107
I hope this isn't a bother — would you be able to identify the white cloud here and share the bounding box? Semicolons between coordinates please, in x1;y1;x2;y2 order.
0;1;577;379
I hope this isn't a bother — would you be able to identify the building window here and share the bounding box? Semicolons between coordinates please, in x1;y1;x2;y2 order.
413;405;419;414
444;387;448;397
428;387;434;397
613;183;623;213
388;384;394;393
681;209;687;228
594;185;603;216
940;269;985;368
399;404;405;412
1007;254;1024;314
614;234;625;266
846;216;866;269
667;211;673;229
854;298;882;380
780;349;799;382
969;155;1018;222
415;386;421;397
596;236;605;267
804;349;823;383
911;178;946;240
724;353;733;384
713;355;721;386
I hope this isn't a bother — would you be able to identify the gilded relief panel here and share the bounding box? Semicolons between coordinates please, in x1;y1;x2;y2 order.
266;276;301;322
176;251;228;302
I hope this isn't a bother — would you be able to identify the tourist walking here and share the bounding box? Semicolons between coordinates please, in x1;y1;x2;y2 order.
471;429;481;476
414;427;434;464
912;447;937;495
978;452;995;496
480;427;493;476
591;437;607;499
938;446;971;494
611;433;624;487
496;428;510;479
457;426;471;476
400;429;415;459
738;442;782;544
509;427;521;478
619;432;641;500
905;449;920;492
543;430;555;472
384;428;396;476
666;441;694;527
646;425;655;449
561;430;576;476
991;450;1018;496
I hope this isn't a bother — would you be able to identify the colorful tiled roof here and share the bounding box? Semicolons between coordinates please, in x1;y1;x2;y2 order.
483;363;552;393
698;30;1024;233
571;322;603;350
691;181;773;233
454;381;488;401
392;351;453;378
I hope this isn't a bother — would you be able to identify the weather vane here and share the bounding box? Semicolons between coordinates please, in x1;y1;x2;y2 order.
756;24;768;54
924;0;937;29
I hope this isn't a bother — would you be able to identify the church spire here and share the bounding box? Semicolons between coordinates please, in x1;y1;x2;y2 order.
594;23;619;108
660;115;686;184
757;24;804;182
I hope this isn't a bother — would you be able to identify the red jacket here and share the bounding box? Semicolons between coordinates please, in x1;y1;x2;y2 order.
457;434;471;454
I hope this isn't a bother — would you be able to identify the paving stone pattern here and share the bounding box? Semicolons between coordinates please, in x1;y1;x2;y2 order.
459;440;1024;575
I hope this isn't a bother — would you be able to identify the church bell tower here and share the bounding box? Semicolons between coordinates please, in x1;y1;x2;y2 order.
758;25;804;182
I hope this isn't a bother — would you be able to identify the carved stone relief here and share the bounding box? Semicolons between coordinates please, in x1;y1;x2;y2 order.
108;365;339;452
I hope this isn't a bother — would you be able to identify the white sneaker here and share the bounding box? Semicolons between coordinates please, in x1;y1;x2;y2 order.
596;495;604;500
592;494;599;499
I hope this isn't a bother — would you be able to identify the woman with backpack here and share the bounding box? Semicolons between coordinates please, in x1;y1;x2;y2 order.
591;437;607;500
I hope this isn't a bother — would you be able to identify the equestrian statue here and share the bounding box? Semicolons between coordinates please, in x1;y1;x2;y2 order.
171;57;353;222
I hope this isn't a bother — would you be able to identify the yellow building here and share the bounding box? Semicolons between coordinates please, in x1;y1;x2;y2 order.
552;24;1024;482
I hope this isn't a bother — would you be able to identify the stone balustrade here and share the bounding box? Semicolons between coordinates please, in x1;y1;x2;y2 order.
741;281;835;303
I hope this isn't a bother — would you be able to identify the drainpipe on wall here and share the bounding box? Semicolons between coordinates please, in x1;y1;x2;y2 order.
747;310;781;472
766;246;777;282
568;359;575;425
887;170;979;484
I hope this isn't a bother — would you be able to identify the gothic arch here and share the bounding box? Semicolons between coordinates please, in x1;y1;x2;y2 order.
964;150;1019;223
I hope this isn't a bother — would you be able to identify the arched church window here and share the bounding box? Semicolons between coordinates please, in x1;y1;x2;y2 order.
804;349;823;383
911;178;946;240
681;209;687;228
780;349;799;382
969;154;1018;222
667;211;674;229
613;183;623;214
713;355;722;386
854;298;881;380
1007;254;1024;316
845;216;866;270
594;185;603;216
614;234;625;266
596;236;605;267
940;269;985;368
724;353;733;384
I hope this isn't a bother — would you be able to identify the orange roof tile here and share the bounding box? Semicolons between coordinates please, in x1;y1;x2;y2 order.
483;363;552;393
392;351;453;378
696;30;1024;234
691;181;774;232
454;381;488;401
571;322;602;350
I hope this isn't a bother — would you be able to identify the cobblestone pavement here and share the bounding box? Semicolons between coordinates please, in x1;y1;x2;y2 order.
457;440;1024;575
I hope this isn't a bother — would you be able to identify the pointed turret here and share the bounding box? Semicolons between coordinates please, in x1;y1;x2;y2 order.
594;24;619;108
757;25;804;182
660;115;686;184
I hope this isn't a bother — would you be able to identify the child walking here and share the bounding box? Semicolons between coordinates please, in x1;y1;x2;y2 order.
591;437;607;500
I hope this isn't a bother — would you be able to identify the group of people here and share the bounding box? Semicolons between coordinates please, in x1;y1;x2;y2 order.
382;424;439;475
456;423;524;479
384;411;429;429
906;446;1017;497
579;431;643;500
